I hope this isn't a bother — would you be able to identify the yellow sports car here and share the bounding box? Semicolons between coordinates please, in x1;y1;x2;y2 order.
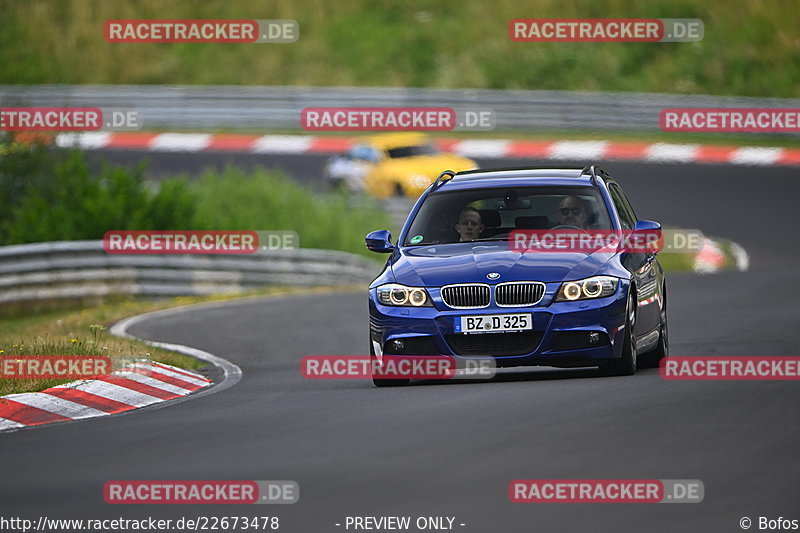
324;133;477;198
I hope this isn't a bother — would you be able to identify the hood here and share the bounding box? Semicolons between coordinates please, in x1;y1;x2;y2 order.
392;243;614;286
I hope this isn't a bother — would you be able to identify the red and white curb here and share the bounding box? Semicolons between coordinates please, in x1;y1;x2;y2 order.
54;132;800;167
0;361;210;431
0;303;243;433
693;237;750;274
694;238;726;274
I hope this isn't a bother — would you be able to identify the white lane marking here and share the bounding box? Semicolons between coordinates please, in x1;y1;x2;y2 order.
111;302;243;402
730;147;782;166
549;140;609;160
645;143;699;162
3;393;107;419
150;133;211;152
452;140;511;158
252;135;313;153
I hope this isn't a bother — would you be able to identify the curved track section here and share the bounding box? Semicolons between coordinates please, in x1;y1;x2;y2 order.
3;159;799;532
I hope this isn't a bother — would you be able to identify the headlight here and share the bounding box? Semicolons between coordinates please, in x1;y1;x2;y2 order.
377;284;433;307
556;276;618;302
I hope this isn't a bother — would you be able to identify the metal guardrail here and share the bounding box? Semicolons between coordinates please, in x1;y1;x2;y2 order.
2;85;800;133
0;241;380;304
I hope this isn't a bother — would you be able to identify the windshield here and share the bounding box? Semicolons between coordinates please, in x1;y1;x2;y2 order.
386;143;439;158
348;144;380;162
403;185;613;246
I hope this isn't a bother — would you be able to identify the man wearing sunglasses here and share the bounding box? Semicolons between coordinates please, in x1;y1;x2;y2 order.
556;195;589;229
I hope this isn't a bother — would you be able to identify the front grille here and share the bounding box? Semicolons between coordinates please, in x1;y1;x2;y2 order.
496;282;546;306
446;332;542;357
441;284;490;308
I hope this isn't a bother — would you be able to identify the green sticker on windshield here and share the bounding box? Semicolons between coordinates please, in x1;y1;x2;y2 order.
410;235;423;244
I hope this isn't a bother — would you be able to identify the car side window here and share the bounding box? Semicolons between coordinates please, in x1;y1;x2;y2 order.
349;145;379;162
614;183;638;223
608;183;636;230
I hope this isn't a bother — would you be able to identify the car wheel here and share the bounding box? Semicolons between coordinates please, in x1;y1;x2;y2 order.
601;290;637;376
638;289;668;368
328;178;346;191
370;339;411;387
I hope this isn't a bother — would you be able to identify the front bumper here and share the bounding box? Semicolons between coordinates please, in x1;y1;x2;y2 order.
368;282;629;368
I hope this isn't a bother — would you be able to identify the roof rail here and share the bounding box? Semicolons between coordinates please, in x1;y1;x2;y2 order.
457;166;584;176
432;170;456;189
582;165;601;186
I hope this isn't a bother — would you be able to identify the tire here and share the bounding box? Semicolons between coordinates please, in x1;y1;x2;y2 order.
328;177;345;191
370;339;410;387
638;288;668;368
600;289;637;376
393;183;405;197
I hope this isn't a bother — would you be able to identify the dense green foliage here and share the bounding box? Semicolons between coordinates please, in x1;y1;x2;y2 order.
0;139;388;256
1;0;798;97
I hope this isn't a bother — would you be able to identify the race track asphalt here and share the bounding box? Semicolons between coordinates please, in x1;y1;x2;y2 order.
3;152;799;532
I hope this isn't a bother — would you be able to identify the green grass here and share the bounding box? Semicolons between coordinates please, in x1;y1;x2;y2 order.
1;0;799;97
655;251;695;272
0;299;204;396
189;166;389;257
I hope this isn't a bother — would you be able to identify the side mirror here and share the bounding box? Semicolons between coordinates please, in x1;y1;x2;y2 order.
366;230;394;253
634;220;661;232
632;220;662;254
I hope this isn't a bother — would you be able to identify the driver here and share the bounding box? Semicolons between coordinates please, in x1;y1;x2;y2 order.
556;195;589;229
455;207;484;241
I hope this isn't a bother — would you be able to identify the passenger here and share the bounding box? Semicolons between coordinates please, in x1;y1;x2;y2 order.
455;207;484;241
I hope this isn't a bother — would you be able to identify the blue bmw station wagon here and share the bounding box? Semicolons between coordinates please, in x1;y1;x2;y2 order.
366;166;668;386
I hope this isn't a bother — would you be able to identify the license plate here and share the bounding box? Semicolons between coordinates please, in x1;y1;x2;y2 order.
455;313;532;334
